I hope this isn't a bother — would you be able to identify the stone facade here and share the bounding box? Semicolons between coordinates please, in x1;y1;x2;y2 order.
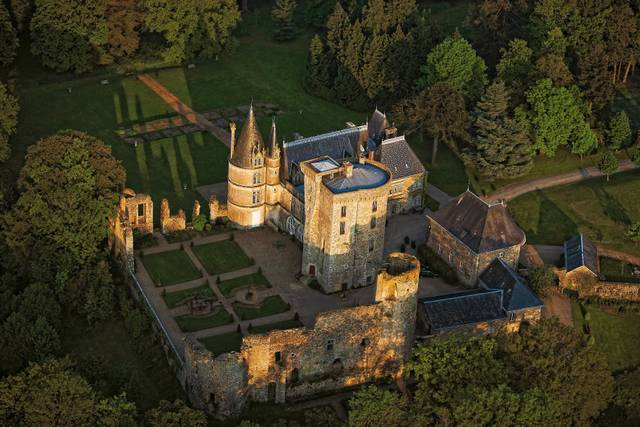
209;195;228;223
160;198;186;234
192;200;201;222
183;253;420;418
557;266;640;302
109;189;153;272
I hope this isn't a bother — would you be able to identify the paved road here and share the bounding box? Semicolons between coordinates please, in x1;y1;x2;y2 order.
137;73;231;145
484;159;639;202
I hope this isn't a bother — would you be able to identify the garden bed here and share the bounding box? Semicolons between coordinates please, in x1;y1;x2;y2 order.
163;283;216;309
141;249;202;286
175;308;233;332
233;295;290;321
192;239;254;275
219;272;271;297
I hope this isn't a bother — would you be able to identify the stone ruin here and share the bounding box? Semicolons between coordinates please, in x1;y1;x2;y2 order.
183;253;420;418
109;188;153;271
192;200;201;222
209;195;228;223
160;198;187;234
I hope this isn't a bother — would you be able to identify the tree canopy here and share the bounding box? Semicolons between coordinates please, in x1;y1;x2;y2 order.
607;111;632;150
0;2;19;66
0;82;19;163
271;0;298;42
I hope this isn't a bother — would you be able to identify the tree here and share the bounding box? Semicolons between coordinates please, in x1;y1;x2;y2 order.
9;0;35;32
466;81;533;179
393;82;469;164
630;136;640;165
0;359;97;426
3;131;125;282
305;35;336;97
0;2;19;66
30;0;108;73
419;33;488;102
81;261;116;326
526;266;555;296
95;393;137;427
525;79;597;157
103;0;142;64
144;0;241;63
0;82;19;163
271;0;297;42
348;385;407;427
500;319;614;425
535;27;572;86
303;0;340;29
145;399;207;427
598;150;618;181
496;39;534;105
626;223;640;247
607;111;632;150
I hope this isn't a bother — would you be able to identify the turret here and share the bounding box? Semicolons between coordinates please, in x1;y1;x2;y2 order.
265;117;281;203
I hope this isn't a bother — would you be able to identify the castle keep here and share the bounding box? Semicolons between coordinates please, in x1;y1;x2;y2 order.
225;107;425;293
184;253;420;417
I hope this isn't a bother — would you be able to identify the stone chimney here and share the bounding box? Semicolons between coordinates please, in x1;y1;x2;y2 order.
384;125;397;140
229;122;237;157
343;162;353;178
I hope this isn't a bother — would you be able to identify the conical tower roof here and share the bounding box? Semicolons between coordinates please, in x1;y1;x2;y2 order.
231;105;264;168
268;117;279;157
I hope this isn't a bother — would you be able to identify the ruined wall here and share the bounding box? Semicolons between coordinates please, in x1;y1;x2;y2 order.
184;253;419;418
209;195;228;223
122;189;154;234
160;199;186;234
110;190;152;272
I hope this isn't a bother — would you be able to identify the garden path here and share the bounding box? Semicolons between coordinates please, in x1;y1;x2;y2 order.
137;73;231;146
484;159;639;202
542;293;573;326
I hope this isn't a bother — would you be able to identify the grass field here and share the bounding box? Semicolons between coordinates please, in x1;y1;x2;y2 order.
408;134;468;195
508;170;640;256
62;317;183;411
251;318;303;334
572;300;640;372
163;282;216;309
141;250;202;286
192;239;254;275
199;331;243;356
219;272;271;296
233;295;290;321
175;308;233;332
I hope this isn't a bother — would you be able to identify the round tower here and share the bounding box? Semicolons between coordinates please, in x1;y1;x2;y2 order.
227;106;266;228
265;117;281;206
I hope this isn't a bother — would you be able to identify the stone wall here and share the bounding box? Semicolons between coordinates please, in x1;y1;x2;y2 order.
160;199;186;234
558;267;640;302
183;253;420;418
109;190;153;272
208;195;228;223
122;188;153;234
387;175;424;215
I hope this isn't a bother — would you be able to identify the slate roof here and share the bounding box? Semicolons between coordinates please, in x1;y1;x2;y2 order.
420;290;505;331
323;163;389;194
368;109;389;144
378;136;425;179
564;234;599;274
231;106;264;168
429;191;526;254
281;127;363;177
479;258;544;311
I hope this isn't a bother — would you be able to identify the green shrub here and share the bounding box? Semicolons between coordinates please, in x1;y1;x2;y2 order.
193;214;207;232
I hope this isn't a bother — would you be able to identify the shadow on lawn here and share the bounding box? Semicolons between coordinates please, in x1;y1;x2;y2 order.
527;191;579;244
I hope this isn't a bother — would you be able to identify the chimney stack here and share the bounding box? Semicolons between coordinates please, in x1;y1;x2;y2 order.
343;162;353;178
229;122;236;157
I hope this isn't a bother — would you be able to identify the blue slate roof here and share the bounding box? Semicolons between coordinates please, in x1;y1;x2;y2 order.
479;258;544;312
419;289;505;331
323;163;389;194
564;234;599;274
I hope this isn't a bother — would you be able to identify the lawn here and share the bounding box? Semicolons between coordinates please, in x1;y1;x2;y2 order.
600;257;640;284
571;300;640;372
141;249;202;286
233;295;290;321
218;272;271;296
199;331;243;356
62;317;183;411
508;170;640;256
174;308;233;333
192;239;254;275
163;282;216;309
250;318;303;334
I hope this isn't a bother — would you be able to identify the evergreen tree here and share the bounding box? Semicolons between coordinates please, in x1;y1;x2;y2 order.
0;2;19;66
626;223;640;247
466;81;533;179
305;35;335;97
0;82;19;163
607;111;632;150
271;0;297;42
145;399;207;427
598;150;619;182
496;39;534;105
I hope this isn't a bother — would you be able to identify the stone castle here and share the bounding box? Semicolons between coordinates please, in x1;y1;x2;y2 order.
224;106;425;292
184;253;420;417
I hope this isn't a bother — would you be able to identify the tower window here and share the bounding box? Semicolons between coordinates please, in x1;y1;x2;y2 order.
252;191;261;204
341;206;347;217
253;172;260;185
339;222;345;235
368;239;374;252
370;217;377;229
326;340;334;351
274;351;282;364
372;201;377;212
137;203;144;217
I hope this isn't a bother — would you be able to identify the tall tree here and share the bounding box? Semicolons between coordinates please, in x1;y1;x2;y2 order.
496;38;534;105
598;149;619;181
103;0;143;64
0;82;19;163
525;79;597;157
607;111;632;150
535;27;573;86
144;0;241;63
0;2;19;66
30;0;108;73
2;131;125;282
271;0;297;42
419;32;488;102
348;385;407;427
9;0;35;32
393;82;469;164
466;81;533;179
145;399;207;427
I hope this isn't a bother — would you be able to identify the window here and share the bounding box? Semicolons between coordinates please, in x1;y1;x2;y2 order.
252;191;261;204
368;239;374;252
372;201;377;212
137;203;144;217
370;217;377;229
339;222;345;235
274;351;282;364
508;312;516;321
253;172;260;185
341;206;347;217
360;338;369;347
326;340;334;352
